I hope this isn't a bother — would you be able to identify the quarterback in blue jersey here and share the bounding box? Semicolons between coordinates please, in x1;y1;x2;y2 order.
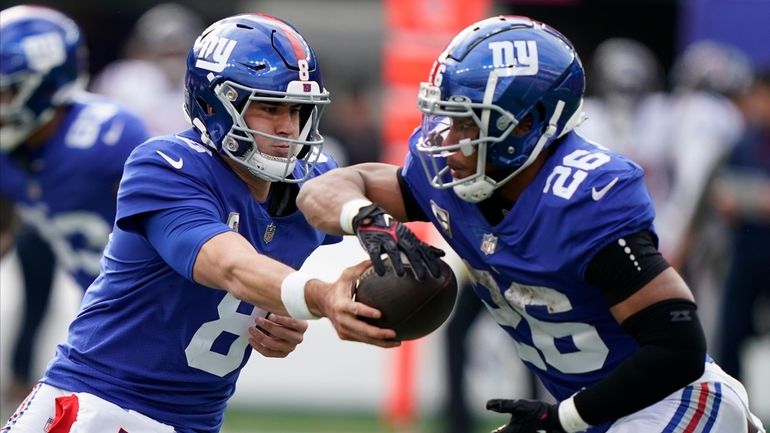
298;16;765;433
5;13;399;433
0;5;150;407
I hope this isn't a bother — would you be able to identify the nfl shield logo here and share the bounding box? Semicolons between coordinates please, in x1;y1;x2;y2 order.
303;83;312;92
480;233;498;255
264;223;276;243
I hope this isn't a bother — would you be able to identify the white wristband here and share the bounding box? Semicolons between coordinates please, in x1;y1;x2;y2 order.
280;271;319;320
339;198;373;235
558;394;590;433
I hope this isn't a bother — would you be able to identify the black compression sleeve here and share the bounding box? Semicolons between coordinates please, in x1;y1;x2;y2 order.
585;230;670;306
573;299;707;426
396;167;429;222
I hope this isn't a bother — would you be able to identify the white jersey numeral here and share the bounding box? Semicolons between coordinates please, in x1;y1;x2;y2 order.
66;103;120;149
17;205;111;276
184;293;260;377
465;264;609;374
184;212;264;376
543;149;611;200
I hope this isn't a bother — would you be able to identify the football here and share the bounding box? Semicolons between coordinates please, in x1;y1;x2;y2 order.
354;255;458;341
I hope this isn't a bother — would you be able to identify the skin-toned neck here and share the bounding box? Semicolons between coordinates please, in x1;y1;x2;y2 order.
21;107;68;151
494;145;556;203
221;156;272;202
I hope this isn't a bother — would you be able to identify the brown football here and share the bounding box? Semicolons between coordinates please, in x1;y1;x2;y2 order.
354;255;458;341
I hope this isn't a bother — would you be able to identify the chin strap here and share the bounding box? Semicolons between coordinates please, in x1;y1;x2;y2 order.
191;117;218;151
558;98;586;138
453;99;567;203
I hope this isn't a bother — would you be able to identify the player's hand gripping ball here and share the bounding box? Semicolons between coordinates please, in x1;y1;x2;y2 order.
354;254;458;341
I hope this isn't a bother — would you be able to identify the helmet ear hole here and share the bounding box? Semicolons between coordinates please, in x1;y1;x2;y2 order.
512;114;534;137
199;99;214;115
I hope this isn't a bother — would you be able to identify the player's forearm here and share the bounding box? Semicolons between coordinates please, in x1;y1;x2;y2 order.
572;299;706;426
297;167;369;235
195;231;296;314
225;252;299;315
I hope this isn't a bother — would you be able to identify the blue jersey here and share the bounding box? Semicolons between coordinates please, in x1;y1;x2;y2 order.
0;93;149;288
402;129;656;405
42;129;340;433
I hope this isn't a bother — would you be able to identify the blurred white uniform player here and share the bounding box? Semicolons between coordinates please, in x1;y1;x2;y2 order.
651;41;751;266
579;38;665;158
579;39;751;266
90;3;203;135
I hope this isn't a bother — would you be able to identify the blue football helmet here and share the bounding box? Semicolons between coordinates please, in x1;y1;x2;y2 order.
184;13;330;182
0;5;88;152
416;16;586;202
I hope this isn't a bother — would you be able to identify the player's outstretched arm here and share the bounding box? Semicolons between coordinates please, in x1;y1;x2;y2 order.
193;231;399;348
298;163;444;279
297;162;410;234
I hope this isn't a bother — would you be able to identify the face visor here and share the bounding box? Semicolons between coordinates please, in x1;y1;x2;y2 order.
415;82;518;193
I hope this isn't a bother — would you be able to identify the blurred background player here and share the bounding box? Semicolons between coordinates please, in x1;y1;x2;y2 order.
297;15;765;433
710;69;770;383
3;13;404;432
651;40;752;273
0;5;150;412
578;37;665;160
90;3;204;136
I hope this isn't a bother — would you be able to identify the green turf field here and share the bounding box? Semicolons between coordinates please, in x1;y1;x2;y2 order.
222;408;503;433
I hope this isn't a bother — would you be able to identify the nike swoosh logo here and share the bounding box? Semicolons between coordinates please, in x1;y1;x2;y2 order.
156;150;183;169
592;177;619;201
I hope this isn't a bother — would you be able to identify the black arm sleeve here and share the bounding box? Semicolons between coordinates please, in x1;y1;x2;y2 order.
585;230;670;306
573;299;707;426
396;167;429;222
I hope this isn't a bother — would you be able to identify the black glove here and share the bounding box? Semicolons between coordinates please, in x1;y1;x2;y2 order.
486;399;566;433
352;203;444;280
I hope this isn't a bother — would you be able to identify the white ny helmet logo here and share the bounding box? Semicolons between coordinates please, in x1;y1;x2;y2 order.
194;34;237;73
22;32;66;71
488;40;539;76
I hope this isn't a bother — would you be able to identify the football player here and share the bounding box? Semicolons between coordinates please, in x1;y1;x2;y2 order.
0;5;150;408
4;13;400;433
297;16;766;433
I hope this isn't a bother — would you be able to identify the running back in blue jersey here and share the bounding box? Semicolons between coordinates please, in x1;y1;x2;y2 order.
402;127;656;402
42;129;340;433
0;93;149;288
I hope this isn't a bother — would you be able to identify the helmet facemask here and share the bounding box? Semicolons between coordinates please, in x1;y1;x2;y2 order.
416;81;585;203
416;82;519;202
413;16;588;203
214;80;329;183
182;14;332;183
0;72;45;151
